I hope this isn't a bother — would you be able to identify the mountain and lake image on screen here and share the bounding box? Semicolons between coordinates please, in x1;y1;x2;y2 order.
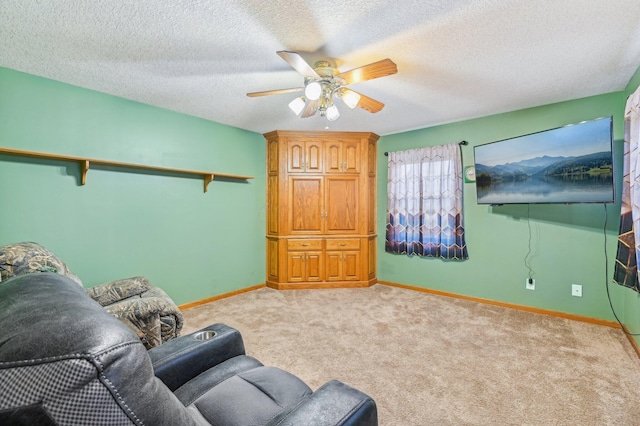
473;116;614;205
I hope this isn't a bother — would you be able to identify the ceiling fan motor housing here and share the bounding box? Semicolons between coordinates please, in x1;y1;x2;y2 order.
313;61;338;77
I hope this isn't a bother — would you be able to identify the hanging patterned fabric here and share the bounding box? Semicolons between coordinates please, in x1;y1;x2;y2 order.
386;143;468;260
614;86;640;292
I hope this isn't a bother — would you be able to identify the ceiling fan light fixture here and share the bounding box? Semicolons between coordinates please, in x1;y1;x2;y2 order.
304;81;322;100
248;51;396;121
288;96;306;115
326;104;340;121
341;90;361;109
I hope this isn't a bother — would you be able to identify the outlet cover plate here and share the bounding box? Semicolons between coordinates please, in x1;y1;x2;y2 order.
525;278;535;290
571;284;582;297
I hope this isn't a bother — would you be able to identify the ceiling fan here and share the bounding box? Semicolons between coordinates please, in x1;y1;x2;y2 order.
247;51;397;121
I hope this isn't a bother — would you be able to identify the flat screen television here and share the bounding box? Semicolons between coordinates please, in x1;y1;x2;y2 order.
473;116;614;205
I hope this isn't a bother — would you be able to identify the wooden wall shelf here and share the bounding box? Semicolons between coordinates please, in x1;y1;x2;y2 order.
0;147;254;192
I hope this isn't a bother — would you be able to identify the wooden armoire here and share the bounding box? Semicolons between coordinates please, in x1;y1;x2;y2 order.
264;130;378;290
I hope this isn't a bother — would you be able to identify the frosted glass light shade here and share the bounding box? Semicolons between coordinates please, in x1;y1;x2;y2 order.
288;97;305;115
304;81;322;100
341;90;361;109
326;104;340;121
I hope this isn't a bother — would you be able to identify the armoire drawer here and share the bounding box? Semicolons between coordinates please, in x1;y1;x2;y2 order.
325;239;360;250
287;239;323;250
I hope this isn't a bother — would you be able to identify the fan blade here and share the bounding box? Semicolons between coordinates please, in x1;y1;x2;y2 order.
337;59;397;85
343;89;385;114
247;87;303;97
301;99;319;118
277;51;319;78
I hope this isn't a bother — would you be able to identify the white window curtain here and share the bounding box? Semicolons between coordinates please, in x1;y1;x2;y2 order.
615;86;640;292
386;143;468;260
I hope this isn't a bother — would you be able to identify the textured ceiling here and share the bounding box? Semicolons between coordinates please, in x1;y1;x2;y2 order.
2;1;640;136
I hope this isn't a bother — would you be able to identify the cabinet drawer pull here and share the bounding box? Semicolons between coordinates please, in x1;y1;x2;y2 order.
302;243;310;246
339;243;347;246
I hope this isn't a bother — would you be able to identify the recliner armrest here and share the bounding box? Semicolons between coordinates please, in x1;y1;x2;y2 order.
104;292;185;349
148;323;245;391
86;276;152;306
267;380;378;426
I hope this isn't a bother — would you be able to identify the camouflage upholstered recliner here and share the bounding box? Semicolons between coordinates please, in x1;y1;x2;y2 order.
0;241;183;349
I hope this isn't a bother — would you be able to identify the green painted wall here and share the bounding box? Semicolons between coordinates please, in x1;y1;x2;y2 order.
378;92;626;321
4;63;640;326
0;67;266;305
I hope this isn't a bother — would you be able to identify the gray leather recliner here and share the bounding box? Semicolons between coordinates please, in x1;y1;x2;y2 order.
0;272;378;426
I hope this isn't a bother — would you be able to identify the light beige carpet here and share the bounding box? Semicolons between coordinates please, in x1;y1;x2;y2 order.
181;284;640;425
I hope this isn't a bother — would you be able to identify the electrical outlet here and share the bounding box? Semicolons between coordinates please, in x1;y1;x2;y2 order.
525;278;535;290
571;284;582;297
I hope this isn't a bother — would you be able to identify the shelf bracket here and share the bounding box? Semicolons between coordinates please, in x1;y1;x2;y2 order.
81;160;90;185
204;174;215;193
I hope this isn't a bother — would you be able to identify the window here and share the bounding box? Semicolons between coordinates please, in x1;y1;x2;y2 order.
386;144;468;260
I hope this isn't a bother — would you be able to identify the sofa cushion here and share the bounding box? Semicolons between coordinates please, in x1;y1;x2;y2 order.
0;241;82;285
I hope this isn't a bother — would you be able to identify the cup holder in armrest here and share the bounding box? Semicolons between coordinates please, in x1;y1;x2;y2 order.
193;330;217;341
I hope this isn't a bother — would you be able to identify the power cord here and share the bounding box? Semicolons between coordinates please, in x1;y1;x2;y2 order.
603;203;640;336
524;204;534;281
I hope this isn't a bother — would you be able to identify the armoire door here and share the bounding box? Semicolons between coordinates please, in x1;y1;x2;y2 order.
287;139;323;173
324;176;359;234
289;176;324;234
